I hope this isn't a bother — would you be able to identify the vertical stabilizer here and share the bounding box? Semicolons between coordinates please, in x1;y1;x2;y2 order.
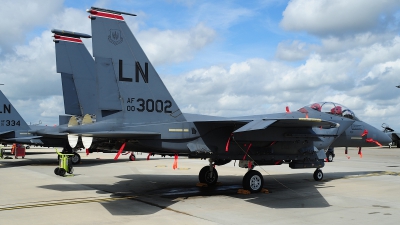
88;7;186;124
52;29;97;116
0;90;30;133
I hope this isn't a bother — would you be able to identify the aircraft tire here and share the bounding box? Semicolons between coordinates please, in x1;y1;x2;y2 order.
129;153;136;161
313;169;323;181
327;153;334;162
71;153;81;164
54;167;60;175
242;170;263;193
198;166;218;185
58;168;66;177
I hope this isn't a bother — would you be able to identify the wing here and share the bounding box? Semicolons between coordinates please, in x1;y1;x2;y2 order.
234;118;338;133
76;131;160;138
231;118;351;143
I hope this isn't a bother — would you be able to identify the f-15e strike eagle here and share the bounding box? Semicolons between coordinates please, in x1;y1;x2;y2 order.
56;7;391;192
0;7;391;193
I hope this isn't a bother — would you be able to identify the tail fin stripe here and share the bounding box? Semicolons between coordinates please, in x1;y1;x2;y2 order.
54;35;82;44
88;9;124;21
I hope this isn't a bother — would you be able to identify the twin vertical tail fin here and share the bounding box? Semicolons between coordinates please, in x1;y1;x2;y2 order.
52;29;97;117
88;7;186;124
0;90;30;136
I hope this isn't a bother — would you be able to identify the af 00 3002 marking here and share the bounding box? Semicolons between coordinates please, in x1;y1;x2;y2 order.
126;98;172;113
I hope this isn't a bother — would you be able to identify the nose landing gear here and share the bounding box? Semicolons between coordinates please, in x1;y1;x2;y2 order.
199;165;218;186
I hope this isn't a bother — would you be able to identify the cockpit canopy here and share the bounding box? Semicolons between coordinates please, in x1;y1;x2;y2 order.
298;102;359;121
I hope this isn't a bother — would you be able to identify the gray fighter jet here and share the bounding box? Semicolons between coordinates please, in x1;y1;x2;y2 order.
381;123;400;148
55;7;391;193
0;90;68;148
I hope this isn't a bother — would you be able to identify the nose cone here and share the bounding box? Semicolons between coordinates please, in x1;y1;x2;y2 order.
376;130;393;146
365;123;393;146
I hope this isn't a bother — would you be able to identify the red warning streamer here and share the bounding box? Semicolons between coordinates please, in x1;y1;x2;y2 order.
225;134;233;152
114;142;126;160
366;138;382;147
358;147;363;158
173;154;178;170
242;143;252;160
147;153;152;160
361;129;368;137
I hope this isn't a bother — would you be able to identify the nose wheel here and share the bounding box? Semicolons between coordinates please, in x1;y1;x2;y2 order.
313;169;323;181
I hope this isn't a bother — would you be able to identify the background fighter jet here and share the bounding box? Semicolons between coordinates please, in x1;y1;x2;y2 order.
54;7;391;193
0;90;68;149
381;123;400;148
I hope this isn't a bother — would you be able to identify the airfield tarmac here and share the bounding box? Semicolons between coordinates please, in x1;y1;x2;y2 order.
0;146;399;225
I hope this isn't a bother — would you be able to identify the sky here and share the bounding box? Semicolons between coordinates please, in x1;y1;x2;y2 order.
1;0;400;131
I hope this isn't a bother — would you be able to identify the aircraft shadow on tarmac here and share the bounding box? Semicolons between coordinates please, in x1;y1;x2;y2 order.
0;153;166;168
38;170;382;215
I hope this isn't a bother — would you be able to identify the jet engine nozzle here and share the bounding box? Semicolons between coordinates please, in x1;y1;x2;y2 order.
68;116;79;127
82;114;96;125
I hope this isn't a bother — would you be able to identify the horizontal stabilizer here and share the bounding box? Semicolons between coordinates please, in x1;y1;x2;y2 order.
0;130;14;136
4;136;44;145
77;131;160;138
4;136;43;140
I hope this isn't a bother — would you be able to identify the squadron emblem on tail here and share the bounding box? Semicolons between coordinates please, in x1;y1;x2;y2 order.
108;29;123;45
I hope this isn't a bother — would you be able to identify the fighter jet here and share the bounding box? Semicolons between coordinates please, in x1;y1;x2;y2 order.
381;123;400;148
55;7;391;193
0;90;68;149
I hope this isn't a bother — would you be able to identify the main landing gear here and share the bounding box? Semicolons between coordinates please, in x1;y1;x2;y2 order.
242;170;264;193
71;152;81;164
198;160;265;193
198;161;325;193
313;168;323;181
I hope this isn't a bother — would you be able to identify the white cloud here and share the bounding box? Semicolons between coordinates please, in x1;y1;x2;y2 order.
164;56;354;118
0;0;63;52
137;23;216;65
280;0;400;36
275;40;310;61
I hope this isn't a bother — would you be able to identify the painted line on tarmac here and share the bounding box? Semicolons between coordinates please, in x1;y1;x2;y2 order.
0;196;136;211
346;171;400;179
